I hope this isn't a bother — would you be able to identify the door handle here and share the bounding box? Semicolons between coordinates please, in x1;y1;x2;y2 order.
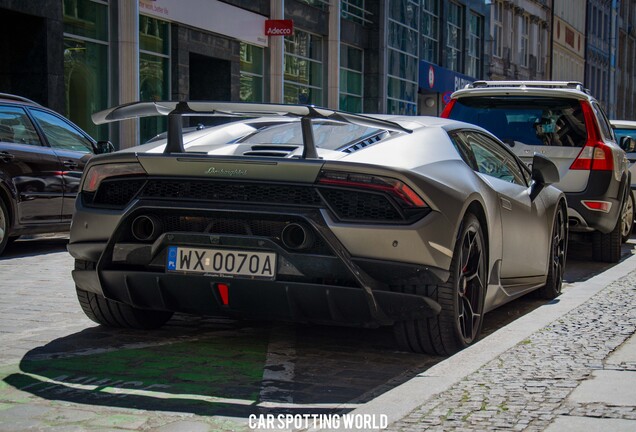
62;160;78;170
500;197;512;211
0;151;15;162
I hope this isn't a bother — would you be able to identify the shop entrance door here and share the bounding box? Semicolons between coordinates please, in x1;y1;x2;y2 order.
189;53;231;101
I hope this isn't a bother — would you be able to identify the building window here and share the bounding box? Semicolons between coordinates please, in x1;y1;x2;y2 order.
387;0;419;115
493;0;503;59
520;15;529;67
63;0;109;141
340;44;363;112
467;12;483;78
446;1;463;72
420;0;439;63
296;0;329;10
342;0;372;25
284;30;323;105
240;43;264;103
139;15;170;144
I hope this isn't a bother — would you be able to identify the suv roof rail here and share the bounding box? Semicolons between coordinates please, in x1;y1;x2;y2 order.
0;93;41;105
467;80;591;95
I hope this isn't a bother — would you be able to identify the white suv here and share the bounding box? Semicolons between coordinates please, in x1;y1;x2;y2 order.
442;81;631;262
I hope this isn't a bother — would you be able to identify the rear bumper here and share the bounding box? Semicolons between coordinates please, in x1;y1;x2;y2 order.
68;205;447;327
565;171;627;234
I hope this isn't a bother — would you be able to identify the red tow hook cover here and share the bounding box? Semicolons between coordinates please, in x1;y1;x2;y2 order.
217;283;230;306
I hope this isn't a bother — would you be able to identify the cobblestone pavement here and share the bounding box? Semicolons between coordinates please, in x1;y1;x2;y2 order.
387;269;636;431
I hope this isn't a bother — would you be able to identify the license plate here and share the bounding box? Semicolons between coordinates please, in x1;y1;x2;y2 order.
166;246;276;279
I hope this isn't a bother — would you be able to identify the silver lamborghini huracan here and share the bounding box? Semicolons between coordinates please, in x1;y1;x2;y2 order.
67;102;567;355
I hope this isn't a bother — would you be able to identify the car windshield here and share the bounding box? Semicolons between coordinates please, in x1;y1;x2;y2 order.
449;96;587;147
237;120;384;150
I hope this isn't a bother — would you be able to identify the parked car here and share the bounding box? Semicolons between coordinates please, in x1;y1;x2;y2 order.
0;93;112;255
67;101;567;355
441;81;632;261
610;119;636;240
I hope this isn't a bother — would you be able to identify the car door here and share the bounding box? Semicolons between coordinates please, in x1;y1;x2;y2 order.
0;104;65;224
28;108;95;222
455;130;551;284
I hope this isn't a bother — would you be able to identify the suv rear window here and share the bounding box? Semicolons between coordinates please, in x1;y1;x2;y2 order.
448;96;587;147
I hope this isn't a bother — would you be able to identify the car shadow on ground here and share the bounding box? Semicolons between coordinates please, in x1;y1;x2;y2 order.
0;234;69;259
2;316;439;419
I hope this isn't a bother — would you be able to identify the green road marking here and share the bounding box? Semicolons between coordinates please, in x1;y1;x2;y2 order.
1;333;270;417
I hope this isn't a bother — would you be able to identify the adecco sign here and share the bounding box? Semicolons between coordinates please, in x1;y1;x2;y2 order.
265;19;294;36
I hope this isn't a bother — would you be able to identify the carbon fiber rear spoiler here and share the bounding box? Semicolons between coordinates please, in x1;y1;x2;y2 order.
92;101;412;158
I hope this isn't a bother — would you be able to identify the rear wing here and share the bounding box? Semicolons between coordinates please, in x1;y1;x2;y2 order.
92;101;412;158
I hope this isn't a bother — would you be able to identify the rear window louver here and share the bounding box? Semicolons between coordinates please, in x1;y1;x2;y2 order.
341;131;389;154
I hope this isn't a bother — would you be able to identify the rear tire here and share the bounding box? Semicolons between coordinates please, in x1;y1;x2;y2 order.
0;200;9;256
393;214;487;355
75;260;173;329
592;217;622;263
536;204;567;299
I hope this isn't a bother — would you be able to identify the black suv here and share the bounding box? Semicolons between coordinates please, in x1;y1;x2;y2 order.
442;81;631;263
0;93;111;255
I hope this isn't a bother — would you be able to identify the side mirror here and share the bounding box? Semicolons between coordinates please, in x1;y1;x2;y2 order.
620;136;635;153
95;140;115;154
529;153;560;200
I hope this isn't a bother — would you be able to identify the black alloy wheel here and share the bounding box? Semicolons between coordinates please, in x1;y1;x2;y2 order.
537;204;567;299
455;215;487;345
393;213;487;355
621;192;634;243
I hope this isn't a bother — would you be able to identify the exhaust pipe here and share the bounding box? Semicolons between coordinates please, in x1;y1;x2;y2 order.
281;223;315;250
131;215;162;242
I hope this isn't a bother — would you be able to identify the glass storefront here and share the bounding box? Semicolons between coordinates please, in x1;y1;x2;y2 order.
387;0;419;115
284;30;323;105
240;43;264;102
420;0;440;64
339;44;363;112
62;0;109;141
139;15;170;143
446;1;464;72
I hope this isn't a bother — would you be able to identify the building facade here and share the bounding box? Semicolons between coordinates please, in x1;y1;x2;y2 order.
615;0;636;119
585;0;612;113
0;0;492;148
1;0;635;149
487;0;551;81
552;0;586;83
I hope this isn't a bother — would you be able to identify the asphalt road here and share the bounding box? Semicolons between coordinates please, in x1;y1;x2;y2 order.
0;234;633;431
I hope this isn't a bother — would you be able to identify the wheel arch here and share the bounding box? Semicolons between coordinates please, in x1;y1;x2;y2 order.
464;200;489;264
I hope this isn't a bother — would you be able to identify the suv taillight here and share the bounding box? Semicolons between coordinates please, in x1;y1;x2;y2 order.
570;143;614;171
439;99;456;118
569;101;614;171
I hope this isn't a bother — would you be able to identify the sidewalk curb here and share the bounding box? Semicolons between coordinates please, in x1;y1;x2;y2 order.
341;251;636;430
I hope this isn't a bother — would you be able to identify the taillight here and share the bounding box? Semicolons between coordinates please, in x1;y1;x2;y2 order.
440;99;457;118
570;101;614;171
82;162;147;192
570;144;614;171
317;170;428;208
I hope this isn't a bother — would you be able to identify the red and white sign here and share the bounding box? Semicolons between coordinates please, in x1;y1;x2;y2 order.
265;19;294;36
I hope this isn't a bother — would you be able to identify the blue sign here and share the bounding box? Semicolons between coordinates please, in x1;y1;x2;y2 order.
419;60;475;93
